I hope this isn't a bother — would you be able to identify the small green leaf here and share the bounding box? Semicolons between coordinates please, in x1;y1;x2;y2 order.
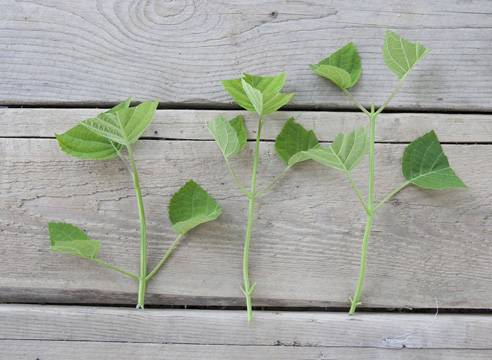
55;100;131;160
82;101;158;145
122;101;158;143
402;131;465;189
222;73;294;115
48;222;100;259
383;30;429;79
241;79;263;115
208;115;247;159
311;42;362;89
275;118;319;166
290;127;369;171
168;180;222;235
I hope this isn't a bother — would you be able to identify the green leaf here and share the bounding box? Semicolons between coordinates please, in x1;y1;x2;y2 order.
402;131;465;189
55;100;131;160
311;42;362;89
48;222;100;259
383;30;429;79
168;180;222;235
81;101;158;145
241;79;263;115
208;115;247;159
222;73;294;115
289;127;369;171
274;118;319;166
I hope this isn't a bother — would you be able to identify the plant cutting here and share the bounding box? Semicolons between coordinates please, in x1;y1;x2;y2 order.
277;31;465;314
209;73;306;321
49;99;222;309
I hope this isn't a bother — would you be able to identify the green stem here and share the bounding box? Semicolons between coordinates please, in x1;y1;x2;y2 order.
146;234;183;281
242;115;263;321
127;144;148;309
90;258;139;281
349;108;377;315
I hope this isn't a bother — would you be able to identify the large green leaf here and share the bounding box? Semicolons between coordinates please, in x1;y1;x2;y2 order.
208;115;247;159
275;118;319;166
383;30;429;79
311;42;362;89
289;127;369;171
48;222;100;259
402;131;465;189
82;101;158;145
168;180;222;235
56;99;131;160
222;73;294;116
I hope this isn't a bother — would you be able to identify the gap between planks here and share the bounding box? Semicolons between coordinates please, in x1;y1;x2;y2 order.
1;108;491;143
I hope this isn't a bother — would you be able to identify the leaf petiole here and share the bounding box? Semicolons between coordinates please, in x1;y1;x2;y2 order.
342;89;370;116
225;159;249;196
89;258;139;281
374;181;411;212
374;79;405;116
345;171;369;214
145;234;183;281
256;167;290;198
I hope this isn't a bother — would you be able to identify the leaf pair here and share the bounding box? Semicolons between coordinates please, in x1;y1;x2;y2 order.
49;181;222;258
274;119;464;190
311;31;429;89
222;73;294;116
56;99;158;160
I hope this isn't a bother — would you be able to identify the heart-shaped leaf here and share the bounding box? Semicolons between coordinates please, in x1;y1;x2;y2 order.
48;222;100;259
311;42;362;89
56;99;131;160
222;73;294;116
208;115;247;159
402;131;465;189
383;30;429;79
168;180;222;235
275;118;319;166
289;127;369;172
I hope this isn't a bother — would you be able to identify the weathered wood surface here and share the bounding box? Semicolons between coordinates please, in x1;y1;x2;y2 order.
2;108;492;143
5;341;492;360
1;109;490;307
1;305;492;353
1;0;492;111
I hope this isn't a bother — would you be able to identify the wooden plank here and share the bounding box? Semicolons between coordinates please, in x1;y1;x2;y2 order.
3;341;492;360
1;305;492;351
0;138;490;308
1;0;491;110
1;108;491;143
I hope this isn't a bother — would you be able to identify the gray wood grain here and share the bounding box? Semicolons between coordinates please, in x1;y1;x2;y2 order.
1;136;490;308
1;305;492;351
1;0;491;110
3;341;492;360
2;108;491;142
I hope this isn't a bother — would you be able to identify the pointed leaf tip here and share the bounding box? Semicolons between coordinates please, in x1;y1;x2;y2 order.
168;180;222;235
